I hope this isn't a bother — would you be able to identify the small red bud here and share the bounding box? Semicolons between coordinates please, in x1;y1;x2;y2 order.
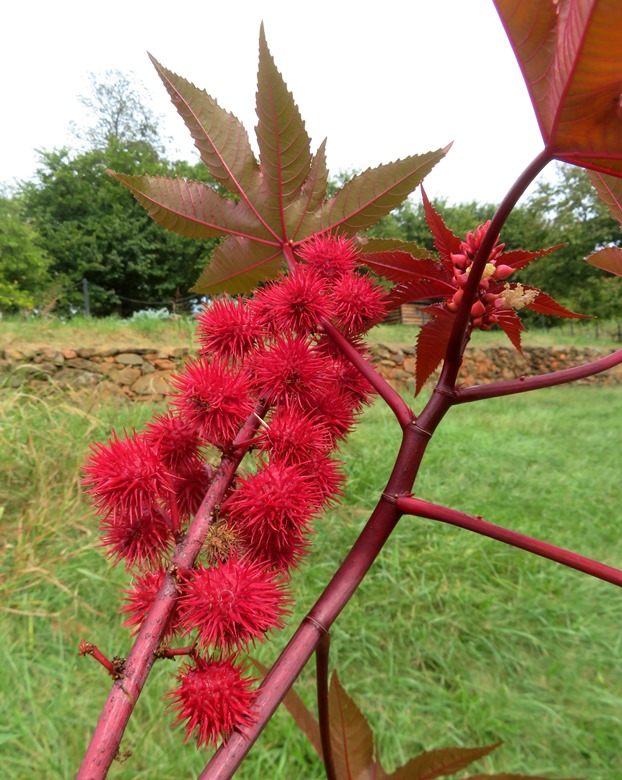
470;300;486;318
494;264;514;280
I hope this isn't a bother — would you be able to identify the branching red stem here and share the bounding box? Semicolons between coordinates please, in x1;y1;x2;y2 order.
76;403;268;780
396;496;622;588
439;148;553;392
455;348;622;402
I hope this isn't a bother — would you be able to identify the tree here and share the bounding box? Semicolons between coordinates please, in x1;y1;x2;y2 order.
71;70;162;152
0;193;50;313
514;164;622;318
20;142;217;317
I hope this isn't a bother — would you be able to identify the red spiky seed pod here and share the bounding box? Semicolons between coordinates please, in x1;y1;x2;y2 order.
120;568;182;637
196;297;264;362
252;267;331;335
225;461;319;570
179;556;290;652
329;271;388;335
297;233;358;279
171;358;253;448
145;412;202;473
167;655;257;748
256;403;332;465
83;430;167;522
99;505;173;570
248;334;331;406
170;461;214;520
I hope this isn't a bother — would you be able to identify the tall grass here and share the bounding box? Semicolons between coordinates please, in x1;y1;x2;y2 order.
2;314;621;353
1;384;621;778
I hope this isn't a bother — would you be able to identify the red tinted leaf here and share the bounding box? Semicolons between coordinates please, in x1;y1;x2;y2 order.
295;140;329;220
107;173;273;241
256;25;313;215
387;743;501;780
249;658;323;759
421;187;462;268
494;0;622;176
329;672;375;780
361;253;454;289
586;246;622;277
149;55;261;201
588;170;622;225
356;237;434;257
387;280;455;309
191;237;284;294
415;306;455;395
498;245;564;271
464;775;576;780
300;149;449;236
525;289;591;318
494;309;525;353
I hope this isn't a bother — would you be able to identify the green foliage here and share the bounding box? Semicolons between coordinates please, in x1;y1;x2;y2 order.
0;194;50;312
2;386;621;778
19;141;218;316
516;165;622;319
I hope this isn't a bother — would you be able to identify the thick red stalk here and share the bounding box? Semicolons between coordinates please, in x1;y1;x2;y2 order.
454;348;622;402
200;419;440;778
77;404;266;780
396;496;622;588
439;148;553;391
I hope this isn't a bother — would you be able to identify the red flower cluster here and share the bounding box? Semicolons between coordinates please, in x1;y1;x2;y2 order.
379;190;589;393
83;234;387;749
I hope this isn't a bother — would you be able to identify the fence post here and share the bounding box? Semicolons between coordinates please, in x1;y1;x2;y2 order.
82;278;91;317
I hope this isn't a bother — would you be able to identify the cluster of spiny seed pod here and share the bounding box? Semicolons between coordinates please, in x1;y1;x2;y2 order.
445;220;533;329
83;234;388;747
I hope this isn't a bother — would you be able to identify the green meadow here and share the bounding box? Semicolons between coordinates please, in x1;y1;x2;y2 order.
1;326;621;778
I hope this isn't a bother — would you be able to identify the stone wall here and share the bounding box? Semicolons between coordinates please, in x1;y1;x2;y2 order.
2;342;621;400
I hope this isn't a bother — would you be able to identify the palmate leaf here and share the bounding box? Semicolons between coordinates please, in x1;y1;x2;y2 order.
107;173;273;241
386;280;453;309
256;25;313;216
360;253;454;288
387;743;501;780
328;671;375;780
191;237;283;295
495;309;526;353
116;34;446;294
148;54;262;202
494;0;622;177
588;169;622;225
464;775;579;780
415;305;456;395
421;187;462;269
498;245;564;271
585;246;622;277
356;237;435;257
523;288;591;318
298;150;449;237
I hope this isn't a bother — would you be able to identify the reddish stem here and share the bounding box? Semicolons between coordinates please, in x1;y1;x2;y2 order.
321;317;414;429
316;633;336;780
396;496;622;588
454;348;622;402
76;404;267;780
439;148;553;392
78;641;119;678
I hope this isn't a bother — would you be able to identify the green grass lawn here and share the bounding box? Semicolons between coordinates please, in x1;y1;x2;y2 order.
2;313;621;353
1;384;621;779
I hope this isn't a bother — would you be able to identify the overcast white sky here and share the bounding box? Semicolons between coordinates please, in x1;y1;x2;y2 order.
2;0;550;205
